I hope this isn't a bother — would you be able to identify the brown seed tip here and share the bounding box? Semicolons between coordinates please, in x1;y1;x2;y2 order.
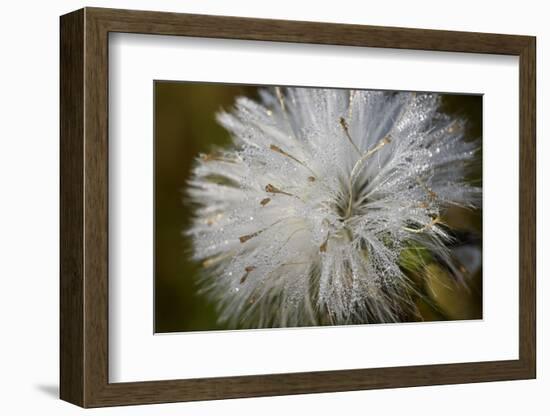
308;176;316;182
239;234;253;243
240;266;256;284
202;258;214;268
260;197;271;206
319;240;328;253
239;231;261;243
265;184;277;193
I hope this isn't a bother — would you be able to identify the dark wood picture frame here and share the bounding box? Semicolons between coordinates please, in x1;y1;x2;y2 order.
60;7;536;408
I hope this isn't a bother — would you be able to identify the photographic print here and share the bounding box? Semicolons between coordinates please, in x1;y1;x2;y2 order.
154;82;482;333
60;9;535;406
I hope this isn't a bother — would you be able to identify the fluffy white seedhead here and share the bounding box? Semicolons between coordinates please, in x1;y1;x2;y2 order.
186;87;480;328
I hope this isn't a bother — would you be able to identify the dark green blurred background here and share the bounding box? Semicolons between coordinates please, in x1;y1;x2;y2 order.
154;81;482;333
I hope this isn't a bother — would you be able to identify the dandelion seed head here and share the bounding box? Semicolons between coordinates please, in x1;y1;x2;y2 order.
186;88;480;328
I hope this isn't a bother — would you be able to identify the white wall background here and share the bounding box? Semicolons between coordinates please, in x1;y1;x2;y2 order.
0;0;546;414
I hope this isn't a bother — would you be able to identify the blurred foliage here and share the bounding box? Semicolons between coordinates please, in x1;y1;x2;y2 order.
425;263;482;320
154;82;257;332
154;82;482;333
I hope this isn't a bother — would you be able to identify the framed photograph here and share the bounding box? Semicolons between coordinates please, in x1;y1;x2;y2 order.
60;7;536;407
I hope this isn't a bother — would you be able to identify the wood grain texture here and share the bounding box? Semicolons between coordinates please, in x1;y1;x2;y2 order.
518;37;536;376
59;7;537;408
59;8;84;406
